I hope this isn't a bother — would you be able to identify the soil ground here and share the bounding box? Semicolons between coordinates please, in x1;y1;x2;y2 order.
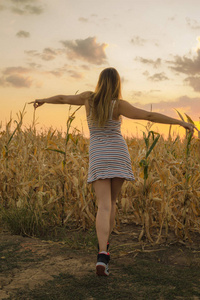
0;223;200;300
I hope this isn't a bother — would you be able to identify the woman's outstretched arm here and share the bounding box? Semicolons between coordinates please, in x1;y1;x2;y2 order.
119;99;198;134
29;91;92;109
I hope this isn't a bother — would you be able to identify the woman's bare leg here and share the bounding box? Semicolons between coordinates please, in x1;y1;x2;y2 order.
93;179;111;253
93;177;125;253
110;178;125;234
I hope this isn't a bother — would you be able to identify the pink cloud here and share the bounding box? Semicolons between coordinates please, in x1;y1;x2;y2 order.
132;95;200;121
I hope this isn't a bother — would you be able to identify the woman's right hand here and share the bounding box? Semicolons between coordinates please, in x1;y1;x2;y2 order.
29;99;45;109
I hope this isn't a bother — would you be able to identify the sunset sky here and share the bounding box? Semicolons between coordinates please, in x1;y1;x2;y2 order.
0;0;200;138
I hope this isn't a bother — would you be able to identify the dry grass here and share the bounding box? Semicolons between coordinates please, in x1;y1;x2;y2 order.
0;108;200;243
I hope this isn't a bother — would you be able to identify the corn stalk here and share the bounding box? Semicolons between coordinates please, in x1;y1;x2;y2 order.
1;105;26;208
175;111;194;240
45;105;81;226
139;130;160;242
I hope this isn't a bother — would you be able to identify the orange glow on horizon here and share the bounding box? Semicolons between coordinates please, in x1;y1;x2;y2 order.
1;99;199;140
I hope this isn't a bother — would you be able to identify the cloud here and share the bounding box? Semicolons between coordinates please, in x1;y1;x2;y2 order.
0;78;5;86
167;49;200;92
121;76;129;84
42;64;84;79
25;48;62;61
136;57;162;68
131;89;161;101
6;74;32;87
11;4;44;15
132;91;143;97
52;66;84;79
40;48;61;61
184;76;200;92
16;30;30;38
148;72;169;82
143;70;150;77
49;70;64;77
0;66;32;88
61;37;107;65
10;0;34;2
149;89;161;93
68;70;83;79
0;0;45;15
131;36;146;46
186;18;200;30
168;15;176;21
28;62;42;69
81;64;90;70
144;72;169;82
0;4;5;11
25;50;38;56
0;74;32;88
132;95;200;121
78;17;88;23
47;65;68;77
26;37;107;65
3;66;30;74
167;49;200;75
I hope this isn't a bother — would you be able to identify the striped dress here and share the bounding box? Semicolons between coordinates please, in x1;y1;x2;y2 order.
87;100;135;184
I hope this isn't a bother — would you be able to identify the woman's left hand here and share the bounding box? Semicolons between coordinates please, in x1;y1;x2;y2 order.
183;122;198;135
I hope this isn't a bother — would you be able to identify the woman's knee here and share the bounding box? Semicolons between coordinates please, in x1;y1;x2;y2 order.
98;198;111;212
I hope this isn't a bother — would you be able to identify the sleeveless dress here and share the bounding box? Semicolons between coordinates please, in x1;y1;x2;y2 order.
87;100;135;184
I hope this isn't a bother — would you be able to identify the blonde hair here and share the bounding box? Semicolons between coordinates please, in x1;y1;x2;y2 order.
90;67;122;127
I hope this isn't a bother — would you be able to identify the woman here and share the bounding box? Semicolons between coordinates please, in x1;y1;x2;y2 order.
31;67;196;276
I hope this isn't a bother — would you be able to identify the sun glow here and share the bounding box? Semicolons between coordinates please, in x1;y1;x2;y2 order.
194;36;200;52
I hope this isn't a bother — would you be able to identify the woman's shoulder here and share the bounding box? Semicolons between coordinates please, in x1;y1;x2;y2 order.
83;91;94;115
81;91;94;99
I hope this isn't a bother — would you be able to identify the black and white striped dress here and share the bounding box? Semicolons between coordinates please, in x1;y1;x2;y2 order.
87;100;135;183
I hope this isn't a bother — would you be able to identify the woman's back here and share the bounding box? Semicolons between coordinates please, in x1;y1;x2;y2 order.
87;100;121;136
87;99;134;184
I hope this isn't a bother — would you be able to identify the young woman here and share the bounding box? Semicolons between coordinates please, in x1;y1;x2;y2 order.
31;67;197;276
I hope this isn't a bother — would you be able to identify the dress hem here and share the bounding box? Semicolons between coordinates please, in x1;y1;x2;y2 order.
87;175;135;184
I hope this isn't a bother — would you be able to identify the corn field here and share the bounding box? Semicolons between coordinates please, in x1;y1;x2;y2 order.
0;108;200;243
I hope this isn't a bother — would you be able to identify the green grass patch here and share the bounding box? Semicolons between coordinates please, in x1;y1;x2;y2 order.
1;206;54;237
61;227;98;250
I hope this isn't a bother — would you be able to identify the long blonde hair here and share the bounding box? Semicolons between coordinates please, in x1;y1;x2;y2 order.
90;67;122;127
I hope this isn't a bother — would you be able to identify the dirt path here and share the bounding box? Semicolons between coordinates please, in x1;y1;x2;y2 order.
1;224;200;299
0;231;96;299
